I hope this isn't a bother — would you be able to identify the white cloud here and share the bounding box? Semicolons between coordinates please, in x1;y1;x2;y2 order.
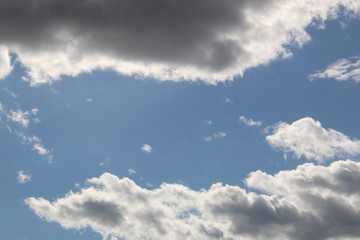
214;132;226;138
0;45;12;79
32;143;49;155
17;170;31;184
86;98;93;103
0;0;359;85
203;136;213;142
204;120;213;125
239;116;263;127
99;158;111;167
14;131;53;161
309;56;360;82
31;108;39;115
2;88;17;98
0;103;53;161
5;108;39;128
266;117;360;162
141;144;153;153
223;97;234;104
33;118;41;124
7;110;31;128
26;160;360;240
127;169;136;175
204;132;227;142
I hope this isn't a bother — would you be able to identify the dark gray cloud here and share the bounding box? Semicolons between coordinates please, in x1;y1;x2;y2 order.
0;0;245;59
0;0;358;85
26;160;360;240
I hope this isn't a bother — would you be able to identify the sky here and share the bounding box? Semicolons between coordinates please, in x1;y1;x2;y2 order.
1;0;360;240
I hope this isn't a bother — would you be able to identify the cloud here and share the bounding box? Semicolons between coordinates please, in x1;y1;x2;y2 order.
0;103;53;161
26;159;360;240
1;107;39;128
32;143;49;156
203;120;214;125
17;170;31;183
223;97;234;104
6;109;31;128
14;131;53;161
127;168;136;175
266;117;360;162
0;45;12;79
309;56;360;82
2;88;17;98
0;0;359;85
141;144;153;153
204;132;227;142
99;158;111;167
31;108;39;115
239;116;263;127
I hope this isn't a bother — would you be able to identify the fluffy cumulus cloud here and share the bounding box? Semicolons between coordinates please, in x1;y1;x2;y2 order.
0;0;359;85
26;160;360;240
309;56;360;82
266;117;360;162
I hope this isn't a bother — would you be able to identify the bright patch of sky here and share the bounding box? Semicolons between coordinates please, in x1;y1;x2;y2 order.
1;1;360;240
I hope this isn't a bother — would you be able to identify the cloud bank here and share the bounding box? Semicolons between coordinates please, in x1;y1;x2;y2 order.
309;56;360;82
26;160;360;240
266;117;360;162
0;0;359;85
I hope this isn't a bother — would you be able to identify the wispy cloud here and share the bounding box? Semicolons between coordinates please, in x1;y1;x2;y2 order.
7;110;31;128
32;143;49;156
203;120;214;125
2;108;39;128
309;56;360;82
2;88;17;98
204;131;227;142
0;102;53;161
99;158;111;167
17;170;31;184
223;97;234;104
239;116;262;127
128;168;137;175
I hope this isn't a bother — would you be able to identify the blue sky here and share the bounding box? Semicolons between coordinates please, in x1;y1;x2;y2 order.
1;1;360;240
